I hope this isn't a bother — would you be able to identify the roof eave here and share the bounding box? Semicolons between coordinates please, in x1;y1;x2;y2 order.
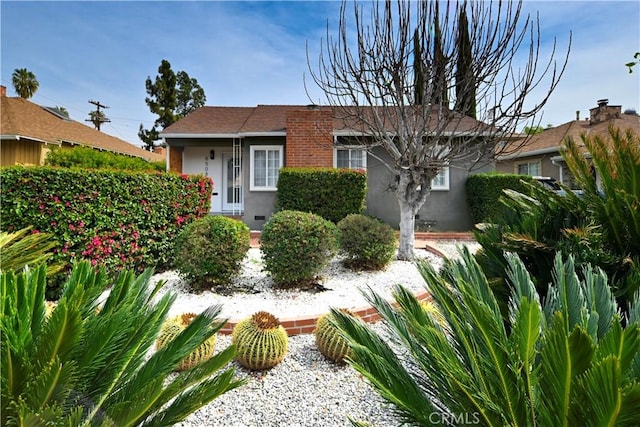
496;146;560;161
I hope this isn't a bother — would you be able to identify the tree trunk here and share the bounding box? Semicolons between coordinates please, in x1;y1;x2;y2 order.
397;201;416;260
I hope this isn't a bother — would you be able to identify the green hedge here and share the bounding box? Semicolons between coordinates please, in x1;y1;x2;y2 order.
45;145;165;172
1;166;212;280
276;167;367;223
466;172;536;224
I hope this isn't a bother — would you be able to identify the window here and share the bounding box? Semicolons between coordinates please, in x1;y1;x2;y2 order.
431;167;450;191
334;148;367;169
516;161;540;176
250;145;282;191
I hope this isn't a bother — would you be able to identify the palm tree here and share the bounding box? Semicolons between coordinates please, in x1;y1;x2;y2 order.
333;250;640;426
1;261;245;426
11;68;39;99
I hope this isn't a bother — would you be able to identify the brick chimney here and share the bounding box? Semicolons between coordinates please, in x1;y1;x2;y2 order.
589;99;621;124
0;85;6;97
285;106;334;167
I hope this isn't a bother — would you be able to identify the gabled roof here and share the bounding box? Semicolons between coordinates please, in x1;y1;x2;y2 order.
161;104;488;137
1;95;164;161
502;108;640;160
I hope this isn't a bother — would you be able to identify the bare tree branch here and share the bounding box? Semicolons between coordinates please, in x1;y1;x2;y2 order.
307;0;570;258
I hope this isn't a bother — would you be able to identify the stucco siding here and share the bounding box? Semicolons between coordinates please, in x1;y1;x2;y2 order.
363;148;492;232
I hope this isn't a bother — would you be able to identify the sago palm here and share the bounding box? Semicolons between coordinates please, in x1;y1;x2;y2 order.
1;261;245;426
332;249;640;426
11;68;39;99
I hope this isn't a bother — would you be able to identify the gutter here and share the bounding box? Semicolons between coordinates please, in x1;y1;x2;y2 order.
1;134;60;145
496;146;560;161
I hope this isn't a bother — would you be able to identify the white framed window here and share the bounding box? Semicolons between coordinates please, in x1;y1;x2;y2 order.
334;148;367;170
250;145;283;191
516;161;540;176
431;167;450;191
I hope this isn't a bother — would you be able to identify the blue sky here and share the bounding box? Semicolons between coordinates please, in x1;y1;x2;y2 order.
2;1;639;147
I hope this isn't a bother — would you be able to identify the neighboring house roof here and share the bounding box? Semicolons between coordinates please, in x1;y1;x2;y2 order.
161;104;488;137
500;100;640;160
1;94;164;162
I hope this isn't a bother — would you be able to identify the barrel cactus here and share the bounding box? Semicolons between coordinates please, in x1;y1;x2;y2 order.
156;312;216;371
232;311;288;370
421;300;446;327
315;309;358;364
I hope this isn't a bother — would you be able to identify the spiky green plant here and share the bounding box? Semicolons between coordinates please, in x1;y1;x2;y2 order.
0;227;61;276
474;127;640;314
232;311;288;370
315;309;358;363
332;249;640;426
0;261;245;426
156;313;217;371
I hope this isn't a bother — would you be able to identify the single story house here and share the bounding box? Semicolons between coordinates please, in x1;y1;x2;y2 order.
496;99;640;188
0;85;164;166
160;104;493;231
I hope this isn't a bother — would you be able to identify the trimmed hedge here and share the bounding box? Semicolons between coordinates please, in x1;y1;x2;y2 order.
1;166;212;294
466;172;536;224
45;145;165;172
276;167;367;223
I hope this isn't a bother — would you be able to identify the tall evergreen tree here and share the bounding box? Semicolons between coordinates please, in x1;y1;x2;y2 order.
413;29;425;105
431;1;448;106
455;5;476;118
11;68;39;99
139;59;206;151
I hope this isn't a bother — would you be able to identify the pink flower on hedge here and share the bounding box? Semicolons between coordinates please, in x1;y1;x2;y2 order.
68;224;75;231
176;216;185;225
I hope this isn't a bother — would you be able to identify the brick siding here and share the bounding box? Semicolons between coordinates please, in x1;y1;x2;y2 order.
285;107;334;167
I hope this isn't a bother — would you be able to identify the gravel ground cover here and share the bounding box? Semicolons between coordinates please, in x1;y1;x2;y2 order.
159;240;479;426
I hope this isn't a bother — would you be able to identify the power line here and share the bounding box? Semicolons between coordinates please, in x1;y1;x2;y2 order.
85;99;111;131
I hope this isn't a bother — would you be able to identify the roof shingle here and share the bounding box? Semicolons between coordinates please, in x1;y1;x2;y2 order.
1;95;164;161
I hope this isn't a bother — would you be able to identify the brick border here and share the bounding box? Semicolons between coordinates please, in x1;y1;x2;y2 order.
220;235;455;336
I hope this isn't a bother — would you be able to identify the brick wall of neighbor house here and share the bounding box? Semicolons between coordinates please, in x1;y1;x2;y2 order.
168;146;183;173
285;107;334;167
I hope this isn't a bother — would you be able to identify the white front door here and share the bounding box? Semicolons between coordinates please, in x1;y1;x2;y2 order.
222;153;243;211
182;147;221;212
182;147;243;213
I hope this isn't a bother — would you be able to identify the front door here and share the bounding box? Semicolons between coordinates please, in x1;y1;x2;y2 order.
222;153;243;212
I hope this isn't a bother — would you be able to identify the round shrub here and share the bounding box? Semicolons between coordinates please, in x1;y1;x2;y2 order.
173;215;250;292
260;210;338;287
337;214;396;270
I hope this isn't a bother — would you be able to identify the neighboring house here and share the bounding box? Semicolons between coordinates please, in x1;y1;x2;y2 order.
0;85;164;166
161;104;492;231
496;99;640;188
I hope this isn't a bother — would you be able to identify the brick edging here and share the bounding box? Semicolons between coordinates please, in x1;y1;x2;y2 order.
236;231;470;336
218;290;433;336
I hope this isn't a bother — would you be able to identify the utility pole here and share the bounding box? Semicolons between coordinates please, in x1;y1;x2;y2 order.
86;100;111;131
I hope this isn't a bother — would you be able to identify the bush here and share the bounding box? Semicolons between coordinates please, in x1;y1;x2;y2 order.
45;145;165;172
1;166;212;296
474;128;640;314
466;172;536;223
332;250;640;426
276;167;367;223
173;216;250;292
260;210;338;287
337;214;396;270
0;261;245;425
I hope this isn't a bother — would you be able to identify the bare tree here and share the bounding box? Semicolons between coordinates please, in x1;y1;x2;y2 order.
307;0;570;259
